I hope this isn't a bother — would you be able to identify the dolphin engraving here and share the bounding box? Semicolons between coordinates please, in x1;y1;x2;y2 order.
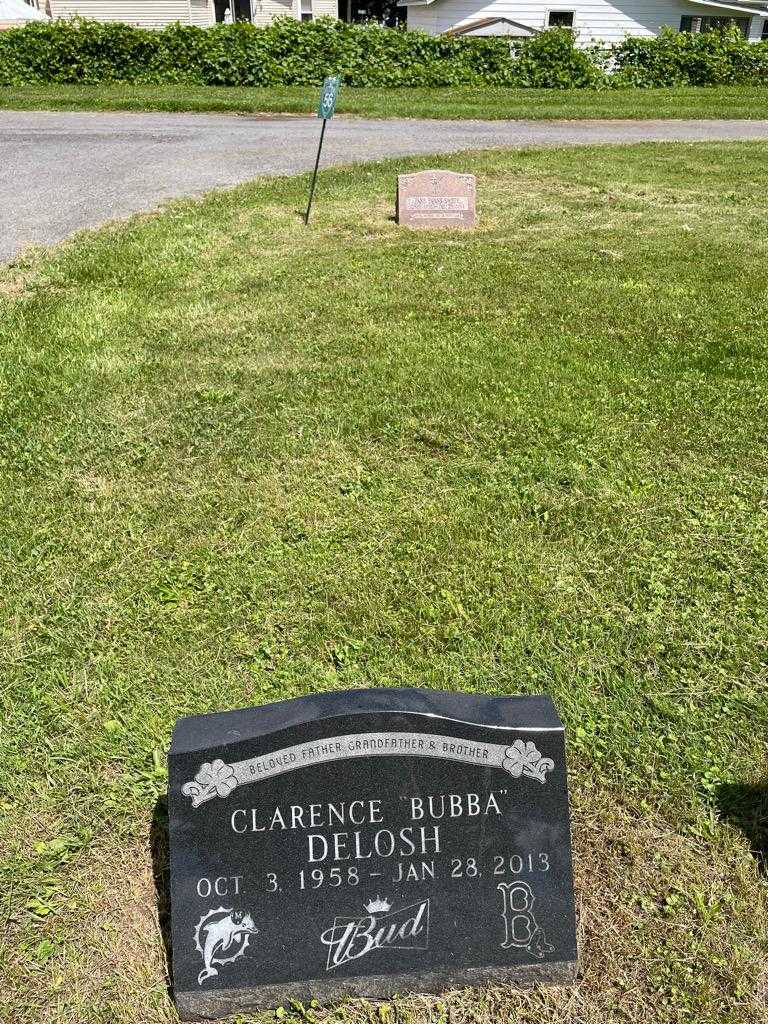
196;908;258;986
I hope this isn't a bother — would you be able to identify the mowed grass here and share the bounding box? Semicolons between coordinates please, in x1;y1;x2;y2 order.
1;143;767;1024
3;83;768;119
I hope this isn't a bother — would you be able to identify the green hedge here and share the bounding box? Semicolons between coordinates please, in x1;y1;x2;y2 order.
0;19;515;87
0;18;767;89
613;26;768;86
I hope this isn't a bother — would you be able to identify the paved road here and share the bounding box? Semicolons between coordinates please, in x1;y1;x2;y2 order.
3;110;768;262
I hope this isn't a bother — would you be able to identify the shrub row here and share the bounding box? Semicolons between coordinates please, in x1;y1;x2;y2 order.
0;19;767;89
613;27;768;85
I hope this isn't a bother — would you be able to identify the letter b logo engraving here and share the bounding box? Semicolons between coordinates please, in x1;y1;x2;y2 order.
497;882;554;959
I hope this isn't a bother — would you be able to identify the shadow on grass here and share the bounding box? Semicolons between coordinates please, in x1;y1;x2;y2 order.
716;782;768;878
151;794;173;999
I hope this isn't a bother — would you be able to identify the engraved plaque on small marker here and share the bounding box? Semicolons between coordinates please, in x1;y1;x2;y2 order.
168;688;577;1020
397;170;477;229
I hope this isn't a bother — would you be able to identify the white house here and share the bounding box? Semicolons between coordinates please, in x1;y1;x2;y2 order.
43;0;336;27
402;0;768;42
44;0;213;25
41;0;768;41
0;0;49;27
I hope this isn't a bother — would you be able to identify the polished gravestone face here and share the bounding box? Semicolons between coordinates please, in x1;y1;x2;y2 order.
396;170;477;229
168;689;577;1020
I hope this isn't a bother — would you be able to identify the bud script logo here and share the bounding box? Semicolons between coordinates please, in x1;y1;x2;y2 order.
320;896;430;971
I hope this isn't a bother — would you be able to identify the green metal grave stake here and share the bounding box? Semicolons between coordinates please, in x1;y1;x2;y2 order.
304;75;341;226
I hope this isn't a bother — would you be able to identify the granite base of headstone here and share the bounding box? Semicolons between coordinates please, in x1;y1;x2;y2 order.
397;171;477;229
168;688;577;1020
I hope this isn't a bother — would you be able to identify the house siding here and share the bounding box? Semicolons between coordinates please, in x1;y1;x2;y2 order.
407;0;764;43
189;0;212;24
45;0;334;25
251;0;336;22
250;0;292;25
48;0;215;25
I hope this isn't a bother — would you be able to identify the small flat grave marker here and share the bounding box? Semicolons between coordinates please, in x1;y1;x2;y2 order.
397;170;477;229
168;688;577;1020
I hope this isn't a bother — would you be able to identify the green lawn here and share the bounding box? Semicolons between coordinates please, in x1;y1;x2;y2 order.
2;83;768;119
1;142;767;1024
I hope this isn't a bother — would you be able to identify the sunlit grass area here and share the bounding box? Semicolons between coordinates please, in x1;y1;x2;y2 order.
1;142;767;1024
2;83;768;119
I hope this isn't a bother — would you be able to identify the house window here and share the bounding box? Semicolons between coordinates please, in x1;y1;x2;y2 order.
680;15;750;37
547;10;574;26
762;18;768;38
300;0;313;19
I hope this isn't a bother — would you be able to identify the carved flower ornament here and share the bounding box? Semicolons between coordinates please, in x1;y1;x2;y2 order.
502;740;554;784
181;759;237;808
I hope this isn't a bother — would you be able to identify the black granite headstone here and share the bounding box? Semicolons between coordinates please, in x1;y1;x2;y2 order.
168;689;577;1020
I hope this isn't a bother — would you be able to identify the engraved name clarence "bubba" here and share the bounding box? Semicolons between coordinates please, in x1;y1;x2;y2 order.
230;791;505;863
